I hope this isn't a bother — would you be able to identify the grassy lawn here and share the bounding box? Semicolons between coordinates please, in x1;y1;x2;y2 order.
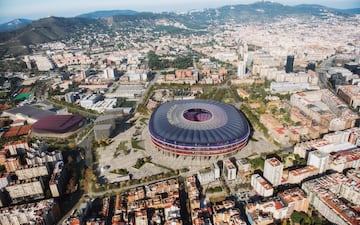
114;141;129;157
131;139;145;150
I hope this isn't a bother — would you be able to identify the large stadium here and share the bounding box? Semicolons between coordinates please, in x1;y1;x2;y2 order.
148;100;251;157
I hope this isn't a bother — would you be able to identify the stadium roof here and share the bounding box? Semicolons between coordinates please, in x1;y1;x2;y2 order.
32;115;84;133
4;105;55;121
149;100;250;145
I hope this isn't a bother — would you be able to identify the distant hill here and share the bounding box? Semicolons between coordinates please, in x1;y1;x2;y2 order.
173;2;354;24
0;16;105;57
0;2;359;58
0;18;32;32
340;8;360;14
77;10;139;19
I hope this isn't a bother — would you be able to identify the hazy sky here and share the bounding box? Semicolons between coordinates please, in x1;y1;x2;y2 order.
0;0;359;23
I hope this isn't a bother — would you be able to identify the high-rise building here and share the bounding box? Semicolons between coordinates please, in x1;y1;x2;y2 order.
223;159;237;181
355;47;360;64
307;151;328;173
251;174;274;197
237;61;246;78
285;55;294;73
306;62;316;71
64;92;75;103
263;157;283;186
49;161;66;197
103;67;117;80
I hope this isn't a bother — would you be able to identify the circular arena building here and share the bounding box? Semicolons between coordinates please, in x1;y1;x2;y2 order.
148;100;250;157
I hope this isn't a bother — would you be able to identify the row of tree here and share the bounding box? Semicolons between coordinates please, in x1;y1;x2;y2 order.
147;51;193;70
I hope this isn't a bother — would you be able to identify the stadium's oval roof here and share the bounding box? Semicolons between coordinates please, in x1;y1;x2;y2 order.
149;100;250;145
32;115;84;133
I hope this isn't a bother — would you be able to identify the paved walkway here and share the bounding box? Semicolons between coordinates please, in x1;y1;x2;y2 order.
97;115;277;183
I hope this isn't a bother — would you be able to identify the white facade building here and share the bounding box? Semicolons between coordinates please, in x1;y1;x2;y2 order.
223;159;237;181
307;151;329;174
251;174;274;197
263;157;283;186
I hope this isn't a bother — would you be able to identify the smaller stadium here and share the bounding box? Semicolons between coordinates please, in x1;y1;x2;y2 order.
148;100;250;157
31;115;85;138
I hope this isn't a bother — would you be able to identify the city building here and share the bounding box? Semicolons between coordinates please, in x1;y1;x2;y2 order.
236;158;252;175
4;158;21;172
290;90;359;132
64;92;76;103
0;199;61;225
237;61;246;78
213;200;246;225
6;179;45;203
302;173;359;225
25;148;63;166
285;55;294;73
0;173;10;189
2;105;56;124
197;165;217;185
339;171;360;205
246;188;309;224
49;161;66;197
30;55;55;71
79;94;102;108
4;140;30;156
251;174;274;197
328;148;360;172
223;159;237;181
307;151;329;173
15;165;49;180
278;188;309;216
286;165;319;184
263;157;283;186
94;124;113;141
337;85;360;111
102;67;117;80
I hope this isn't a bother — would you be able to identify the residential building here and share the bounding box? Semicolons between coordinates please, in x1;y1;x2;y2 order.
15;165;49;180
251;174;274;197
197;167;215;185
223;159;237;181
0;199;61;225
302;173;359;225
4;158;21;172
49;161;66;197
263;157;283;186
6;179;45;203
287;165;319;184
307;151;329;173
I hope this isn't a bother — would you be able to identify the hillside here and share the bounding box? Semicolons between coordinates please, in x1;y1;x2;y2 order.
77;10;138;19
0;2;358;58
0;16;105;57
0;19;32;32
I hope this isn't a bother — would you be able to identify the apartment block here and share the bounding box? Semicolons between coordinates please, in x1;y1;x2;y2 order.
263;157;283;186
251;174;274;197
223;159;237;181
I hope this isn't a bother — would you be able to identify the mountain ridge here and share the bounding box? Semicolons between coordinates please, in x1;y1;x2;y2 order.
76;10;139;19
0;2;359;58
0;18;32;32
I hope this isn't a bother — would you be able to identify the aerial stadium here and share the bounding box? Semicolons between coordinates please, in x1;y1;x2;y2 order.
148;100;251;157
31;115;85;138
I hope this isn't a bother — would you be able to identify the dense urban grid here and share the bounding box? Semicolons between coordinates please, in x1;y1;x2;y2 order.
0;2;359;225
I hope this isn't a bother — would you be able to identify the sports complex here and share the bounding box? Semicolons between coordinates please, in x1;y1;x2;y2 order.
148;100;251;157
31;115;85;138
